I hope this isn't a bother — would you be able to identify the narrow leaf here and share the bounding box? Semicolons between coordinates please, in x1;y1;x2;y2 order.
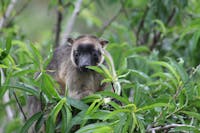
20;112;42;133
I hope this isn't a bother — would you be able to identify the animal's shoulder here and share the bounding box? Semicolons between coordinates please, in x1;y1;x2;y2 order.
54;44;71;57
47;44;71;71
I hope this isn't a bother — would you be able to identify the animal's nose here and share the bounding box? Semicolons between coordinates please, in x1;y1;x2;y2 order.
79;64;90;72
80;64;89;68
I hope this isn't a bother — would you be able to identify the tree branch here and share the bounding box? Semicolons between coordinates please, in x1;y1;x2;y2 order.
60;0;83;45
173;64;200;100
120;0;129;19
54;0;64;48
111;82;115;93
79;0;94;13
13;91;27;121
166;8;176;25
136;6;149;45
98;7;122;36
147;124;195;133
8;0;31;25
0;0;17;30
150;8;176;50
150;30;161;50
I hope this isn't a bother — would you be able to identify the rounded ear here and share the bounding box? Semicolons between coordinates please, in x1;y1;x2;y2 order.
67;37;74;45
100;39;109;48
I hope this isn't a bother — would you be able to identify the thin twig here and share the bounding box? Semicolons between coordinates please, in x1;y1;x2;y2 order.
111;82;115;93
173;64;200;99
150;31;161;50
60;0;83;45
39;92;44;113
147;124;196;133
79;0;94;13
150;8;176;50
0;0;17;30
120;0;129;19
152;64;200;127
98;7;122;36
13;91;27;121
136;6;149;45
8;0;31;25
166;8;176;25
0;0;5;13
54;0;64;48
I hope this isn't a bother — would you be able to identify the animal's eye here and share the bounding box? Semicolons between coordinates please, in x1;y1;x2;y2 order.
74;51;80;57
92;51;98;58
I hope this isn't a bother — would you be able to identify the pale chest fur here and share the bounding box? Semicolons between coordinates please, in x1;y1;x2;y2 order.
59;61;103;99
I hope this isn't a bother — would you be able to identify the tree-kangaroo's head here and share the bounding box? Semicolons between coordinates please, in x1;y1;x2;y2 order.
67;35;109;71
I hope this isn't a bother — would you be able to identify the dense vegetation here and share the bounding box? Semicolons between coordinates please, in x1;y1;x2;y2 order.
0;0;200;132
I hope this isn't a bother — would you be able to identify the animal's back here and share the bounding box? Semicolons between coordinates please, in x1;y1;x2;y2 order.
47;45;71;93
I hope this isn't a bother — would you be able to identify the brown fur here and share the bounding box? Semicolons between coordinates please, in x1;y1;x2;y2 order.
47;35;113;99
28;35;115;132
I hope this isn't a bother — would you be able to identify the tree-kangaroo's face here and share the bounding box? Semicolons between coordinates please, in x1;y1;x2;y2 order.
68;35;108;71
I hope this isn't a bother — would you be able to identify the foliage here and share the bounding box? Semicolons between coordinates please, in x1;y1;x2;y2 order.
0;0;200;132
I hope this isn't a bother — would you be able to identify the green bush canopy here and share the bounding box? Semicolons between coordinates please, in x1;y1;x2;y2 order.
0;0;200;132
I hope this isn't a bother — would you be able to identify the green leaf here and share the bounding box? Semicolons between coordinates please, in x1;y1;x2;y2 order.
61;106;68;133
103;53;114;75
108;101;121;109
61;105;72;133
88;110;111;120
136;103;169;112
172;125;200;132
93;126;113;133
51;97;66;123
137;118;145;133
117;71;130;79
0;64;8;68
29;43;43;64
103;109;130;121
153;19;167;35
34;114;44;133
98;91;130;105
101;78;113;84
20;112;42;133
67;97;89;110
6;54;16;66
46;116;54;133
76;122;113;133
39;73;60;99
6;37;12;54
99;64;113;79
181;111;200;121
149;61;180;82
0;38;12;61
86;99;101;115
81;99;103;127
4;118;22;133
86;66;104;75
150;72;177;87
6;83;39;97
129;69;150;81
168;58;189;83
12;69;36;77
114;113;127;133
70;111;86;128
133;83;142;106
43;48;54;69
0;72;11;98
131;112;138;132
